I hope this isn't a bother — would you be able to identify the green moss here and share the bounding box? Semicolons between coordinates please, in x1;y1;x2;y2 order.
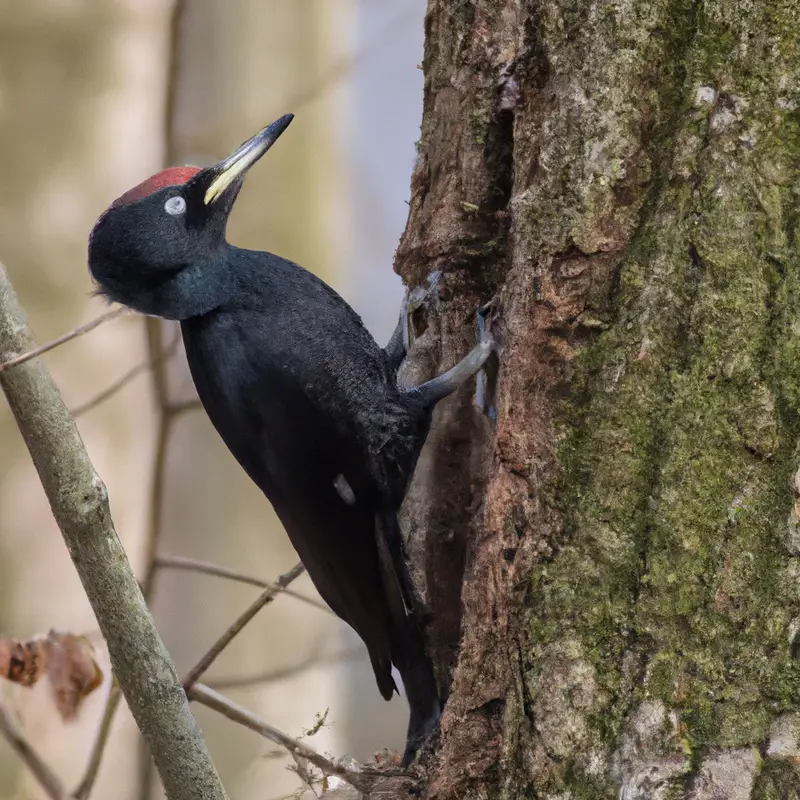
752;759;800;800
470;99;495;147
514;0;800;790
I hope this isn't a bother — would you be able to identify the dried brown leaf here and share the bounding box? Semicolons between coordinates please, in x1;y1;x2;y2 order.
0;636;45;687
43;630;104;720
0;630;103;720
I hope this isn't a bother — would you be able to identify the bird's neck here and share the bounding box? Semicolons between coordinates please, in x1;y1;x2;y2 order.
130;245;279;320
144;246;238;320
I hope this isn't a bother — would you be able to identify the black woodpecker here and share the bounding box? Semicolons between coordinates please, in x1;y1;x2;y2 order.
87;115;494;765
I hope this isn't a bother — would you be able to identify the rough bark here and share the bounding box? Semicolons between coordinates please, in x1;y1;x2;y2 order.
396;1;800;797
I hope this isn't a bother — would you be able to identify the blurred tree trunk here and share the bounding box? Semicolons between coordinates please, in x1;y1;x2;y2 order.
397;1;800;797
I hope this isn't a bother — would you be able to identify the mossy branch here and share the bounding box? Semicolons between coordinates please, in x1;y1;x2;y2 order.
0;264;228;800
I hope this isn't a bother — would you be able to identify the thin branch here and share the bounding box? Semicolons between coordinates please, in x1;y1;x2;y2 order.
135;326;199;800
0;704;65;800
0;264;228;800
139;318;180;602
71;678;123;800
0;307;126;374
163;0;187;167
189;684;376;794
135;325;177;800
165;398;202;415
182;562;305;691
71;359;151;418
137;1;189;796
145;318;172;409
207;646;363;691
155;555;327;612
71;330;181;419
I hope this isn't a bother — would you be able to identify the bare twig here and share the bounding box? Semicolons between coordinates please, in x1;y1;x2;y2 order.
289;752;319;795
71;678;123;800
189;684;376;794
207;646;363;691
135;322;173;800
135;323;184;800
155;554;282;590
0;704;65;800
139;318;175;601
0;307;126;374
71;330;181;419
0;264;228;800
72;358;151;418
136;1;191;796
165;398;202;415
182;562;305;691
163;0;187;167
155;555;327;612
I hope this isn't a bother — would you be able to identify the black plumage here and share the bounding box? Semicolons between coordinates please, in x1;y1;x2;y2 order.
88;116;491;764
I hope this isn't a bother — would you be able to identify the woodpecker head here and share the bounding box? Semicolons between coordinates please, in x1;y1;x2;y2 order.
88;114;293;319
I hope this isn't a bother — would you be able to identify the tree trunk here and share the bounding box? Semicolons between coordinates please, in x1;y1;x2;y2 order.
396;1;800;797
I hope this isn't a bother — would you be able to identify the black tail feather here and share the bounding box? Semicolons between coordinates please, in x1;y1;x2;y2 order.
393;612;441;766
375;510;441;766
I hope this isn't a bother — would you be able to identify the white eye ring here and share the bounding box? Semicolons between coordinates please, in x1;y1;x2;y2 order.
164;196;187;216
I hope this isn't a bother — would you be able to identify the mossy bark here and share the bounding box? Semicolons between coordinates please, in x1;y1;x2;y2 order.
395;0;800;797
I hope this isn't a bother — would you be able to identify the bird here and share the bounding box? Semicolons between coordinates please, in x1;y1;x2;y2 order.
87;114;494;765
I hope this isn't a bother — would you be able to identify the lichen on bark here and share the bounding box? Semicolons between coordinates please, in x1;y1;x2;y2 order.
395;0;800;797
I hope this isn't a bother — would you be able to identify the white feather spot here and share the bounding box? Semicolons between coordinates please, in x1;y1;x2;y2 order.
333;474;356;505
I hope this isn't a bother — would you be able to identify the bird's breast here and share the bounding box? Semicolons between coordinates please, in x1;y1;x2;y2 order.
180;310;371;497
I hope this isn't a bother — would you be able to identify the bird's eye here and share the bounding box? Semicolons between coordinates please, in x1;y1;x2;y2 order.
164;196;187;216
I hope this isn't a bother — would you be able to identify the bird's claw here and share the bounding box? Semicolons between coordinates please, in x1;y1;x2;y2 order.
476;297;500;347
475;297;500;422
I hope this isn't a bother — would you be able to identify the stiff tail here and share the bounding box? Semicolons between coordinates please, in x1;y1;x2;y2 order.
392;609;441;766
375;510;441;766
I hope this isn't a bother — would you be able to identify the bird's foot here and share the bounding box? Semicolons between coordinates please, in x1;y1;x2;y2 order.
476;296;500;342
401;703;441;768
406;298;499;409
384;272;444;373
384;292;410;372
475;297;500;421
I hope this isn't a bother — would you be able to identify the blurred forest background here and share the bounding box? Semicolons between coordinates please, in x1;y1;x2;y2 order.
0;1;426;797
